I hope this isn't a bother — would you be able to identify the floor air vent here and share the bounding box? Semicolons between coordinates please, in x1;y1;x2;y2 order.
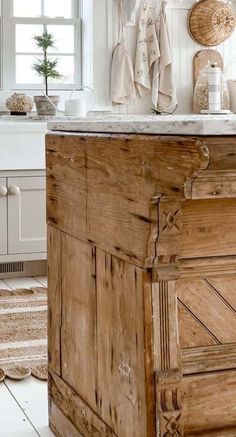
0;262;24;274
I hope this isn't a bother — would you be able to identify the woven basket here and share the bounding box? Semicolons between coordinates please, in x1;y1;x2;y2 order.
188;0;236;47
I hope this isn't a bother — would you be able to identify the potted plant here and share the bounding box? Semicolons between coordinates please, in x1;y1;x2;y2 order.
33;29;62;116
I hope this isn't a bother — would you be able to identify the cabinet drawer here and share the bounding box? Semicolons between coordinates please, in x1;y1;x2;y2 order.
181;199;236;258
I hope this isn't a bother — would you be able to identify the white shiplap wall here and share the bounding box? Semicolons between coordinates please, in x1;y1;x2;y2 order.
112;0;236;115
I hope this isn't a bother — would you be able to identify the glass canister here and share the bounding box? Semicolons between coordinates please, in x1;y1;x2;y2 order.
193;62;230;113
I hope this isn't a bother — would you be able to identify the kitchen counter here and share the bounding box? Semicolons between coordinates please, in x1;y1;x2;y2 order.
48;113;236;136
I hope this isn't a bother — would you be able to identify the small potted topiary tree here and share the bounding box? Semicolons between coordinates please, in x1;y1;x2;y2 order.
33;29;62;116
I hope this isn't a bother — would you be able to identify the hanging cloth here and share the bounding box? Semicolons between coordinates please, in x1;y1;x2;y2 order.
134;0;160;97
111;0;136;105
152;1;177;112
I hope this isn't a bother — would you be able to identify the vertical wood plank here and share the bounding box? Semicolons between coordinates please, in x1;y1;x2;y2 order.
153;281;181;372
48;225;62;375
152;280;183;436
96;249;148;437
46;134;87;240
60;234;97;412
143;272;156;437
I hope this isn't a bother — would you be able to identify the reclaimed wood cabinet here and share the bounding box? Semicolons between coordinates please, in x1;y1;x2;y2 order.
47;132;236;436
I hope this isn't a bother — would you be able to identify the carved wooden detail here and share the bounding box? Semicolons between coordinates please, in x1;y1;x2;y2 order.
152;280;183;436
160;207;182;234
152;199;183;280
156;384;183;437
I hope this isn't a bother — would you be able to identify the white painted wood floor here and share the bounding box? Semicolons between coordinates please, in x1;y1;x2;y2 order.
0;276;55;437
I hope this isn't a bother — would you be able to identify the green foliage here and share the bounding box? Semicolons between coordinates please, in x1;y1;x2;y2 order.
33;31;55;51
32;29;62;95
32;58;61;80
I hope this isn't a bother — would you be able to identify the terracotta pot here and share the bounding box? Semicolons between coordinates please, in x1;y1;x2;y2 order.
34;95;60;116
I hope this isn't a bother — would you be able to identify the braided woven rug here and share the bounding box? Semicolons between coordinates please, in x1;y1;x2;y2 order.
0;286;47;382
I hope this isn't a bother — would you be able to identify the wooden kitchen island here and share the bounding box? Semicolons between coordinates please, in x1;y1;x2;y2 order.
46;115;236;437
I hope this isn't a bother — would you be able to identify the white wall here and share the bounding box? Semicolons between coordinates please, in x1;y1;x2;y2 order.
112;0;236;115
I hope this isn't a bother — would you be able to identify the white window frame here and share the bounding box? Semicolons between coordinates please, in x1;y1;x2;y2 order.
81;0;113;110
0;0;82;90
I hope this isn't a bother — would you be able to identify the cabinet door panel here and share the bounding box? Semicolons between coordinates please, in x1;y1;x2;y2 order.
0;178;7;255
8;176;46;254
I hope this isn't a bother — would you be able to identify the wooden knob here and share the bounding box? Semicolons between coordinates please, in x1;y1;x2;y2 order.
0;186;7;197
9;185;20;196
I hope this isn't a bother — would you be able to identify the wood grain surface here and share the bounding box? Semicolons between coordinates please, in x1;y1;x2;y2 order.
47;132;236;436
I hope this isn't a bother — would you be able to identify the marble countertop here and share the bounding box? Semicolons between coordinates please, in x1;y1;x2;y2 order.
47;114;236;136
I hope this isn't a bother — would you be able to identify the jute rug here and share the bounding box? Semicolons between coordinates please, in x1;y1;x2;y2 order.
0;286;47;382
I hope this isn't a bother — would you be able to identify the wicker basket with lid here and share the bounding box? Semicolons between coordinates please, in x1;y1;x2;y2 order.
189;0;236;47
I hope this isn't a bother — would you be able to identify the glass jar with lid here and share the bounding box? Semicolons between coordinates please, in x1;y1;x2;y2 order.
193;62;230;114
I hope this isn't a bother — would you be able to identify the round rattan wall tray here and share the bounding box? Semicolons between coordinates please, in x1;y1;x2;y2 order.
188;0;236;47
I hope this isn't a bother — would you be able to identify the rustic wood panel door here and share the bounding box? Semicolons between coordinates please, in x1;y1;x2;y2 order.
8;176;46;254
178;275;236;435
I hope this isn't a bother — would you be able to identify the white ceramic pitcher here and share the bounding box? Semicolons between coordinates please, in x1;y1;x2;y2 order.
65;86;96;117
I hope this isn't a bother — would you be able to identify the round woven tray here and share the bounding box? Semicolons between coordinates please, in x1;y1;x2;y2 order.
188;0;236;47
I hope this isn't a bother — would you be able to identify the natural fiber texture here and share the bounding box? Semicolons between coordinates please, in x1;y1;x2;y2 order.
0;287;47;382
189;0;236;47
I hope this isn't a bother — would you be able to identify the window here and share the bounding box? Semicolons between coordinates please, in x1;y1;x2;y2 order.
1;0;81;90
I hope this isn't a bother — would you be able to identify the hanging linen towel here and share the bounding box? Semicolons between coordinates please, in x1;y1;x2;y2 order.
111;0;136;105
134;0;160;97
152;2;177;112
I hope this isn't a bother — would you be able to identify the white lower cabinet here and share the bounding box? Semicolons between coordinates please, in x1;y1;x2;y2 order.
0;178;7;255
8;176;46;254
0;172;46;260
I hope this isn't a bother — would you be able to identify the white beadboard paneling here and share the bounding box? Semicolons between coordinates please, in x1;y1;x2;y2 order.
113;0;236;114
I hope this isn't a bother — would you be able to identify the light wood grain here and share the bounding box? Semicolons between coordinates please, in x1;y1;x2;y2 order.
47;133;208;268
48;226;61;375
181;199;236;258
182;344;236;375
96;248;148;437
178;277;236;345
47;131;236;436
143;273;156;437
60;234;97;412
86;134;207;268
183;370;236;435
48;369;117;437
46;134;87;240
50;401;82;437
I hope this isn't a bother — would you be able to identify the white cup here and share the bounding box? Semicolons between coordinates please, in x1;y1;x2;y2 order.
65;99;87;117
